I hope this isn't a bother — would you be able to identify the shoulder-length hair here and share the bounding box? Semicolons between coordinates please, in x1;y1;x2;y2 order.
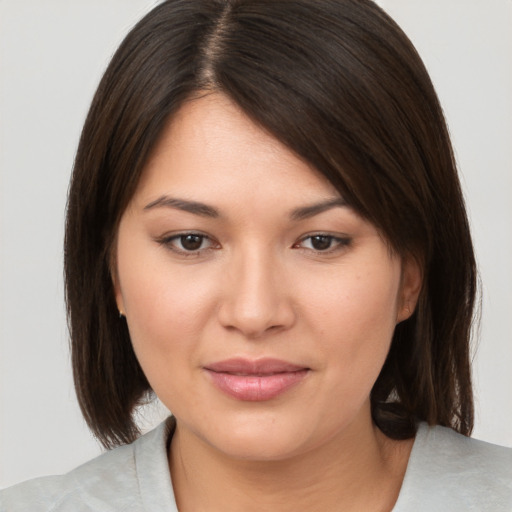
65;0;477;448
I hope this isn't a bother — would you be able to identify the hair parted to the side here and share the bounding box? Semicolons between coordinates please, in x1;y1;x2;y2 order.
65;0;477;449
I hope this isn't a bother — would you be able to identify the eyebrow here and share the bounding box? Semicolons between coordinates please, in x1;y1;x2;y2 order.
143;195;347;220
290;198;348;220
143;196;220;218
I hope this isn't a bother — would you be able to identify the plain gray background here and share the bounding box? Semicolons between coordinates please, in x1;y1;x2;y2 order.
1;0;511;488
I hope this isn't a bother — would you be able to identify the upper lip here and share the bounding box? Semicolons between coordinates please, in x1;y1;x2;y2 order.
204;358;308;375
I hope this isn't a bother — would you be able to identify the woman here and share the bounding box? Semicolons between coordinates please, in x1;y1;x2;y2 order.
2;0;511;510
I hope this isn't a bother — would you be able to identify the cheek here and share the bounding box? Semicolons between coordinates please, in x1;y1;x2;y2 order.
307;262;401;382
120;271;212;406
311;264;400;337
115;234;218;376
123;269;213;349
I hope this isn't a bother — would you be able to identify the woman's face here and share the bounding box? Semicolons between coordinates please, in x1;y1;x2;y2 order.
114;93;420;460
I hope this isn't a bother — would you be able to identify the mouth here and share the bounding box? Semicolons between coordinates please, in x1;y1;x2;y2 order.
203;358;310;401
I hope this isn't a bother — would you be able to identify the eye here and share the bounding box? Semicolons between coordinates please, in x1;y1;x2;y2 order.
176;234;208;251
157;232;218;255
294;234;351;252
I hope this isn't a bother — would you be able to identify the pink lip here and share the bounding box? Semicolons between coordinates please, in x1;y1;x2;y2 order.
204;358;310;401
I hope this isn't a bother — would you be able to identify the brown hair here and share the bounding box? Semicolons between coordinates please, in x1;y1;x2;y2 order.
65;0;477;448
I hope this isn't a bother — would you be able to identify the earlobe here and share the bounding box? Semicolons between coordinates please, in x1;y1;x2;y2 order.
114;285;126;319
397;256;422;323
110;257;126;318
113;277;125;318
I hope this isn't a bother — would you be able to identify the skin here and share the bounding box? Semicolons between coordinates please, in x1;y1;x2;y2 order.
114;93;422;511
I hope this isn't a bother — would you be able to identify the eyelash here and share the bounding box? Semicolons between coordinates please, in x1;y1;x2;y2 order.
156;232;352;257
156;232;219;257
293;234;352;254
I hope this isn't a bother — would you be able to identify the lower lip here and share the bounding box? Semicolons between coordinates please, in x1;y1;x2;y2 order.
205;369;309;401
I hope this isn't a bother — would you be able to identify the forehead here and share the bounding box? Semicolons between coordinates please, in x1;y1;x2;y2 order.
132;93;340;208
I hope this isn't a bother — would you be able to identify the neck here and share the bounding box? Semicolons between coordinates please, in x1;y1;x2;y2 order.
168;413;413;512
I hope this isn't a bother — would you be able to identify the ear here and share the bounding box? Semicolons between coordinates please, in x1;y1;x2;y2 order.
396;255;422;323
110;247;126;317
113;274;126;317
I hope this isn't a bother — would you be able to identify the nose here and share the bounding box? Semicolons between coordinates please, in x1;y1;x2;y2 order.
217;248;296;338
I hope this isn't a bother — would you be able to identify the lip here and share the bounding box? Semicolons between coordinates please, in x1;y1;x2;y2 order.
203;358;310;401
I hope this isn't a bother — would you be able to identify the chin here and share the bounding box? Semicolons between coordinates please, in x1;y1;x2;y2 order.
214;432;310;462
186;409;325;462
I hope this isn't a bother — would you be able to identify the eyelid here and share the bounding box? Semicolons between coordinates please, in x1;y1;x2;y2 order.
154;230;351;257
155;231;220;257
293;233;352;253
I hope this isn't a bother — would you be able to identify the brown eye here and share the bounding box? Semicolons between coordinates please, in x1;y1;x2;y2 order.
310;235;333;251
180;234;204;251
294;234;352;253
158;232;216;255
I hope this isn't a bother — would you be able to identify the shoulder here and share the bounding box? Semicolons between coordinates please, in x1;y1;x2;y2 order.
0;441;139;512
0;418;175;512
395;423;512;511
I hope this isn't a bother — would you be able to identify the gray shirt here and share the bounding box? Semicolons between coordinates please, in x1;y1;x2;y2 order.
1;418;511;511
